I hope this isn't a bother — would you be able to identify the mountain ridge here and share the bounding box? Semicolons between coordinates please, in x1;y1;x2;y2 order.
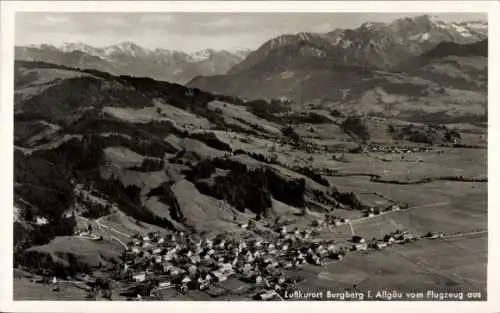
188;39;487;123
225;15;486;76
15;42;252;84
187;16;487;120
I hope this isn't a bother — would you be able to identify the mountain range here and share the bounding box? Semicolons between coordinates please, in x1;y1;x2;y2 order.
188;15;487;119
15;42;251;84
227;15;486;74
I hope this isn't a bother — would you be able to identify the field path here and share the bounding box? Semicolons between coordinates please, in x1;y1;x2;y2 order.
442;230;487;239
77;215;130;250
96;214;131;238
109;235;128;250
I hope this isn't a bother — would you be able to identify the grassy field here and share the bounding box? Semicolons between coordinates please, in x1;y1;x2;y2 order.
305;144;488;298
25;236;124;268
330;179;486;238
14;277;90;300
298;233;487;297
321;148;486;181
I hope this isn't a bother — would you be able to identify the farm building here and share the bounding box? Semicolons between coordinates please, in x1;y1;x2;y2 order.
383;235;396;243
353;243;368;251
391;205;401;211
257;290;278;300
374;242;388;249
352;235;366;244
152;248;162;254
426;232;444;239
133;272;146;282
159;281;172;288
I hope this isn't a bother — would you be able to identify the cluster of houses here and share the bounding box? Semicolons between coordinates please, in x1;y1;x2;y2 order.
317;214;351;227
383;229;417;244
424;231;445;239
116;227;349;299
351;229;418;252
367;145;432;154
361;203;405;217
311;203;405;228
350;145;433;154
73;224;101;240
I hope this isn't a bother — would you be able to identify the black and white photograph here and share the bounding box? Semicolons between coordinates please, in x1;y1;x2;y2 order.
0;1;498;311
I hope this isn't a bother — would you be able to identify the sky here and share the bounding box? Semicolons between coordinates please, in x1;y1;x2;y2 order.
15;12;487;53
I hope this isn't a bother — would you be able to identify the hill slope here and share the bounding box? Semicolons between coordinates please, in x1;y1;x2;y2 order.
14;61;338;258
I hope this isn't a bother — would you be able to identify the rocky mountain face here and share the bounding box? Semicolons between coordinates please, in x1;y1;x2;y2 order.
187;15;487;122
228;15;487;74
15;42;251;84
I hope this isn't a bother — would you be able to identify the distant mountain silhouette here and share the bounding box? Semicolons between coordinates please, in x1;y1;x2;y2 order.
15;43;251;84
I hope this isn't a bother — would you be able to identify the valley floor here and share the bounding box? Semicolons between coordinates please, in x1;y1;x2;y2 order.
14;146;487;301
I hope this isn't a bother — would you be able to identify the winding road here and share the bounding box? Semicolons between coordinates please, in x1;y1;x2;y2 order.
77;215;129;250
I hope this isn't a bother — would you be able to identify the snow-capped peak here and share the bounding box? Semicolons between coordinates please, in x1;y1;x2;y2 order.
59;42;98;55
116;41;140;50
386;15;487;40
268;33;317;49
360;22;385;31
298;32;314;41
450;23;473;37
458;20;488;30
27;43;58;50
106;41;151;57
153;48;176;56
233;48;252;59
409;32;431;42
188;49;215;62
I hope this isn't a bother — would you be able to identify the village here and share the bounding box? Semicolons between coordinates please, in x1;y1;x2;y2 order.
99;219;436;301
31;184;458;302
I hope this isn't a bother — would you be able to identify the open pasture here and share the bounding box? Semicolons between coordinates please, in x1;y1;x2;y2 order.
300;233;487;296
332;179;486;238
323;147;486;181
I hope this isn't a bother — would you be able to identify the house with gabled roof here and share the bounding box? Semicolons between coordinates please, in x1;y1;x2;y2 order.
132;272;146;282
353;243;368;251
